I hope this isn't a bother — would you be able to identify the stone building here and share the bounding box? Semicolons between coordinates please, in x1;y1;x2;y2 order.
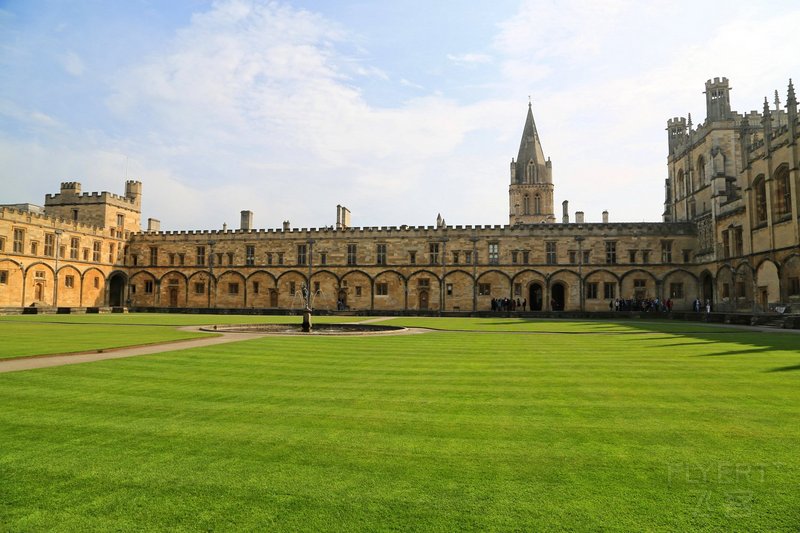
1;77;798;313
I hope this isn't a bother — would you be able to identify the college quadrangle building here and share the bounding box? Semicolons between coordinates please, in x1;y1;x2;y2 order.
1;77;799;313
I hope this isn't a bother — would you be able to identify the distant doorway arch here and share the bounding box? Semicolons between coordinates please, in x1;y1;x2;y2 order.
109;273;126;307
419;290;429;310
529;283;543;311
701;272;713;304
551;283;565;311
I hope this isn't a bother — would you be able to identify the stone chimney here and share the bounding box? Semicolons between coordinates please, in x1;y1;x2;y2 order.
340;206;351;229
147;218;160;232
240;210;253;231
575;211;585;224
602;210;609;223
336;205;342;229
562;201;569;223
282;220;291;231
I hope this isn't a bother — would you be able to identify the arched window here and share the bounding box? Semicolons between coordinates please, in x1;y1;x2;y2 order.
697;155;706;185
773;165;792;218
527;161;536;183
676;169;685;198
754;175;767;225
534;194;541;214
523;194;530;215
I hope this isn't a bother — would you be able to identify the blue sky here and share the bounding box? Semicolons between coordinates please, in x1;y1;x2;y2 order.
2;0;799;230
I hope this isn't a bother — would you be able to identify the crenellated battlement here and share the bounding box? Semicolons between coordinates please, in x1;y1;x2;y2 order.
0;206;110;236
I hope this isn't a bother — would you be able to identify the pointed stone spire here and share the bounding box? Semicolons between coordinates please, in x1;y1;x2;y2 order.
687;113;693;131
774;90;781;112
515;101;547;184
739;115;751;169
787;79;797;138
762;97;773;152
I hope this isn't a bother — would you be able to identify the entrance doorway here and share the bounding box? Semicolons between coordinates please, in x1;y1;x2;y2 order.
701;273;714;304
551;283;565;311
338;289;348;310
108;273;126;307
269;289;278;307
35;283;44;302
529;283;543;311
759;287;768;312
169;287;178;307
419;290;429;310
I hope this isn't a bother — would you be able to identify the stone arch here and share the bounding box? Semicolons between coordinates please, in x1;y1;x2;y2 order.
772;163;792;218
583;269;621;311
442;269;474;311
246;270;278;308
107;270;128;307
755;259;780;311
373;270;407;311
548;269;581;311
340;270;373;311
129;271;157;307
475;269;512;311
697;154;706;186
662;269;700;311
752;174;767;225
187;270;213;307
158;270;188;308
733;262;755;311
54;264;81;307
620;269;658;301
216;270;246;308
21;261;54;307
81;267;107;307
309;270;339;310
780;254;800;303
0;258;24;307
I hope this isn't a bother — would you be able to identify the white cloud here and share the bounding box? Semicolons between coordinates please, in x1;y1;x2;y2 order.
60;50;85;76
447;52;492;65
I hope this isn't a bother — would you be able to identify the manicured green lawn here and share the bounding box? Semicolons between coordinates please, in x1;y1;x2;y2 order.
0;314;363;358
1;317;799;531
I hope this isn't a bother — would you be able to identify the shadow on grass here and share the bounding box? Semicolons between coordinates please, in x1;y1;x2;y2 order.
766;364;800;372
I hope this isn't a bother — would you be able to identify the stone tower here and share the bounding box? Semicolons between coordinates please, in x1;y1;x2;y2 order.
704;77;732;122
509;102;555;224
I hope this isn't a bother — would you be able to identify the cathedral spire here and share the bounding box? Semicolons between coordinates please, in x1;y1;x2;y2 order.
515;101;548;184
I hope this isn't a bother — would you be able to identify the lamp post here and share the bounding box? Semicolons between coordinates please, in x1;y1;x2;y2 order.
53;229;63;307
207;240;216;308
575;235;584;312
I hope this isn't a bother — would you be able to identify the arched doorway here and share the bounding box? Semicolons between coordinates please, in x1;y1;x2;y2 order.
551;283;565;311
270;289;278;307
169;287;178;307
108;273;126;307
701;272;713;304
34;283;44;302
419;290;429;310
338;289;348;310
529;283;543;311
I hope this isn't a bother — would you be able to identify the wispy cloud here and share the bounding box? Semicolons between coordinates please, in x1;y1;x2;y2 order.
447;52;492;65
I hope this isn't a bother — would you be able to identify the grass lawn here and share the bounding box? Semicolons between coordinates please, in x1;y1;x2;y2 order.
1;316;799;531
0;314;363;358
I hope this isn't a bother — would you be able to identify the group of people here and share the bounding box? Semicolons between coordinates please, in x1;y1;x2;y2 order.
692;298;712;313
491;297;527;312
610;297;673;312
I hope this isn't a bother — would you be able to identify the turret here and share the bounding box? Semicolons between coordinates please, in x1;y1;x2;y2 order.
704;77;732;122
60;182;81;196
125;180;142;206
667;117;687;153
762;97;773;152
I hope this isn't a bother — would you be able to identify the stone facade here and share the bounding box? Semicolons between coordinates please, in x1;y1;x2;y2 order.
1;77;798;313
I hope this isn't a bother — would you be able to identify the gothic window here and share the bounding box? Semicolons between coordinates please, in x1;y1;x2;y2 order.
523;194;530;215
676;169;685;198
376;244;387;265
753;175;767;225
488;243;499;265
347;244;357;265
773;165;792;218
605;241;617;264
661;240;673;263
527;160;536;183
546;241;557;265
534;194;541;214
429;243;440;265
697;155;706;185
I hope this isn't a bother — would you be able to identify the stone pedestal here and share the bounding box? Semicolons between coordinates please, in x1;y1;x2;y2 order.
302;308;312;333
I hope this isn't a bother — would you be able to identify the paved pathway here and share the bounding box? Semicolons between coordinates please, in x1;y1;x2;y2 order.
0;328;264;374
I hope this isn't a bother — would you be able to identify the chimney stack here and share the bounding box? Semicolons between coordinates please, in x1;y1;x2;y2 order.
562;201;569;223
240;210;253;231
340;206;351;229
282;220;291;231
575;211;585;224
602;210;609;223
147;218;160;232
